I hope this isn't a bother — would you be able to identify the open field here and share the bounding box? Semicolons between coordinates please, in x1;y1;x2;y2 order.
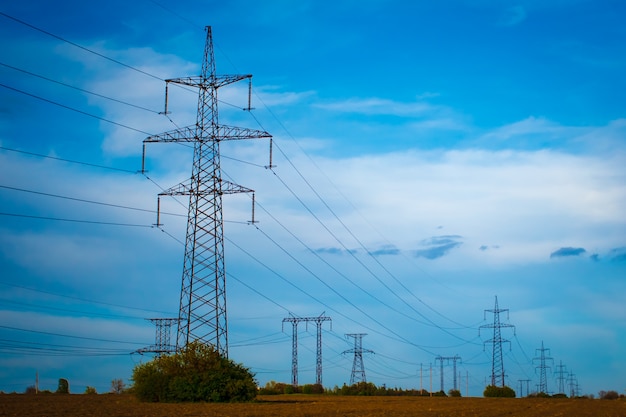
2;393;625;417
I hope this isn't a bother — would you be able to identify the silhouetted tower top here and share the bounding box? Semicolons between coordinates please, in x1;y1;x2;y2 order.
480;296;515;387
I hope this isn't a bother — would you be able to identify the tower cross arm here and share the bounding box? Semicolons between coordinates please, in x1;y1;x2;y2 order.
144;126;197;143
167;74;252;89
159;179;254;197
143;125;271;144
217;124;272;140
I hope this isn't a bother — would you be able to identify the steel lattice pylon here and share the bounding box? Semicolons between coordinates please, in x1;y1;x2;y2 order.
282;313;331;387
136;318;178;357
533;341;553;394
343;333;373;385
479;296;516;387
143;26;271;357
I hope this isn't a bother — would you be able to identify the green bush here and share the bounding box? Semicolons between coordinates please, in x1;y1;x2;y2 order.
84;386;97;395
483;385;516;398
131;341;257;403
56;378;69;394
448;389;461;397
259;380;290;395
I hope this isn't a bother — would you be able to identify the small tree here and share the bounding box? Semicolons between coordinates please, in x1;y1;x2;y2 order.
483;385;515;398
599;390;619;400
84;386;97;395
132;341;257;402
448;388;462;397
110;379;125;394
56;378;69;394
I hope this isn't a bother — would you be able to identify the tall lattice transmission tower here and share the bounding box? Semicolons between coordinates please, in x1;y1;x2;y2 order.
533;340;553;394
479;296;516;387
142;26;271;357
344;333;374;384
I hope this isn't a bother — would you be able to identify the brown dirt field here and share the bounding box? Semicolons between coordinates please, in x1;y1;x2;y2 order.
1;393;625;417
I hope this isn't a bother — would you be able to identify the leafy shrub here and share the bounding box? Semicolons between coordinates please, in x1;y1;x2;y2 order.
56;378;69;394
302;383;324;394
483;385;516;398
131;341;257;402
448;389;461;397
599;390;619;400
84;386;97;394
259;380;290;395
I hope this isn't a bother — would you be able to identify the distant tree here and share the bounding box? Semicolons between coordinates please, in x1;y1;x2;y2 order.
25;385;37;395
483;385;515;398
84;386;98;395
448;389;462;397
131;341;257;402
599;390;619;400
56;378;69;394
110;379;125;394
301;383;324;394
282;384;297;394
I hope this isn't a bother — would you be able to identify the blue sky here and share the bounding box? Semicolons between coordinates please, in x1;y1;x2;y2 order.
1;0;625;396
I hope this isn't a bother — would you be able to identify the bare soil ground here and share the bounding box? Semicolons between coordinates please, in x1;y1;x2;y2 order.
1;393;625;417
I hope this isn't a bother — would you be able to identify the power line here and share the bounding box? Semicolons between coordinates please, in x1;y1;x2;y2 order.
0;146;138;173
0;61;161;114
0;211;153;228
0;82;152;135
0;338;133;357
0;184;185;218
0;324;146;346
0;281;175;315
226;234;438;356
0;299;146;320
0;11;164;81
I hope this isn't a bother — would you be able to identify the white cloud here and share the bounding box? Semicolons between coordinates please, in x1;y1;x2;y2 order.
314;97;441;117
258;139;626;267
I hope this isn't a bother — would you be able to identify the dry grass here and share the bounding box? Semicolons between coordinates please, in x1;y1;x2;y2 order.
1;393;625;417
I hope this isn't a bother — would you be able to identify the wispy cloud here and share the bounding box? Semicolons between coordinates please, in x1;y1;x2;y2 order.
371;244;400;256
608;247;626;262
412;235;463;260
314;97;442;118
550;247;586;259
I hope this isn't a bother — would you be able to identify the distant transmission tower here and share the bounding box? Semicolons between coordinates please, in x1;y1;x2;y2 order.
142;26;271;357
567;372;580;398
479;296;515;387
554;360;568;395
533;341;553;394
136;318;178;357
282;313;332;387
518;379;531;397
344;333;374;384
435;355;461;392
